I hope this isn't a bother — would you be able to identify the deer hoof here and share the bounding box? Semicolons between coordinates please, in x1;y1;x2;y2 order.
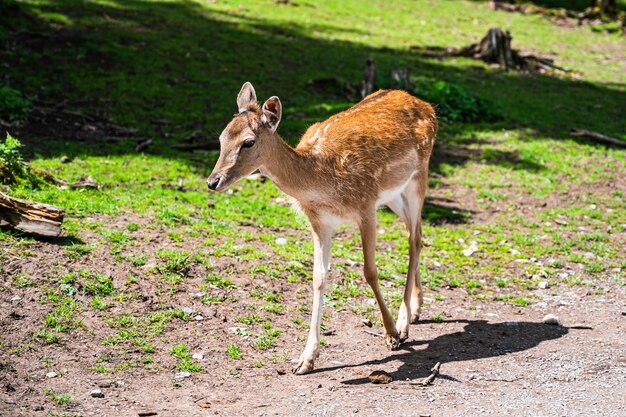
292;359;314;375
385;334;402;350
410;313;420;324
398;330;409;343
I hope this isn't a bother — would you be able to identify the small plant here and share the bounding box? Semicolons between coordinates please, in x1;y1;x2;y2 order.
34;330;61;345
89;364;109;374
377;75;501;122
432;314;444;323
205;273;236;289
255;334;276;350
171;343;202;372
45;389;72;405
13;273;33;287
81;272;115;296
227;344;243;359
0;84;30;122
512;297;532;306
0;133;42;187
127;222;140;232
235;314;264;325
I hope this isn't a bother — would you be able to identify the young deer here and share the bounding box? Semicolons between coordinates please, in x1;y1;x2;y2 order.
207;82;437;374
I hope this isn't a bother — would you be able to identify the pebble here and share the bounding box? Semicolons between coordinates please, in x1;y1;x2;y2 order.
90;389;104;398
182;307;194;315
46;371;58;379
194;315;204;321
175;372;191;379
538;281;549;289
543;314;561;326
275;237;287;245
10;295;21;302
192;353;204;360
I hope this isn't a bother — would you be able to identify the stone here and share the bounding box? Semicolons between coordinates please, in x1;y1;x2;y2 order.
182;307;194;315
194;315;204;321
90;389;104;398
46;371;58;378
543;314;561;326
275;237;287;245
175;371;192;379
538;281;549;289
192;353;204;360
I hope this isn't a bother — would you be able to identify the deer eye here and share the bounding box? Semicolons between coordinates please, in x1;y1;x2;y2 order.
242;139;256;148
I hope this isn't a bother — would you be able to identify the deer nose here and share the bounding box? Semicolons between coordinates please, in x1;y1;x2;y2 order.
207;176;221;191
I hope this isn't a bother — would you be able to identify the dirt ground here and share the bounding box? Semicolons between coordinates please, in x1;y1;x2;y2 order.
2;258;625;417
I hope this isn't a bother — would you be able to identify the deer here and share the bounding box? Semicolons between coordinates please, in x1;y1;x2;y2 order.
207;82;437;375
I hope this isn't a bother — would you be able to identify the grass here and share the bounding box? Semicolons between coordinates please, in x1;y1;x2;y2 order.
0;0;624;389
227;344;243;360
45;389;72;406
171;344;202;372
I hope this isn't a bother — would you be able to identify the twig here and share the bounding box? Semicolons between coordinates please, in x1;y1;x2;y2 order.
363;329;384;338
135;138;153;152
571;129;626;148
408;362;441;386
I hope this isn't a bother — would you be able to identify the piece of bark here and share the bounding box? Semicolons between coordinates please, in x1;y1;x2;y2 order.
0;191;65;237
571;129;626;148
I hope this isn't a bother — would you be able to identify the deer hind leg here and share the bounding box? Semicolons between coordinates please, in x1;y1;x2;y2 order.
387;174;427;333
293;221;332;375
407;171;428;324
359;209;401;350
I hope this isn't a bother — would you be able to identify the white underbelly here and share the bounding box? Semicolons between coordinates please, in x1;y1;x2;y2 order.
375;173;415;207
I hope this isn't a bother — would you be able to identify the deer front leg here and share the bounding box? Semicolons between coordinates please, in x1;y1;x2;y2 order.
359;211;401;350
293;223;332;375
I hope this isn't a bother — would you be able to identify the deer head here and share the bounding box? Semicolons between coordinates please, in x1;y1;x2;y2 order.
207;82;282;192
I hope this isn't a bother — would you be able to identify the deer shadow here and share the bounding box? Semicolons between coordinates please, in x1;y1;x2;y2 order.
313;319;569;383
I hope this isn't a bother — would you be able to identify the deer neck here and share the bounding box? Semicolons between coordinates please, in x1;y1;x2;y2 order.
259;133;314;199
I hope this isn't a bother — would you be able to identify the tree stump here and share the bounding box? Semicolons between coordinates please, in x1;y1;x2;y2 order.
360;58;377;99
453;28;569;73
0;191;65;237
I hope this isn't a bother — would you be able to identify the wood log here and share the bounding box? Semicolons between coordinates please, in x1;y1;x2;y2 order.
0;191;65;237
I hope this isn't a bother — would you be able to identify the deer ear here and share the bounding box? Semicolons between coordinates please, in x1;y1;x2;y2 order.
261;96;282;133
237;82;257;113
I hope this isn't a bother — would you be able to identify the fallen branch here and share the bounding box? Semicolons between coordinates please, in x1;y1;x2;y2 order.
0;191;65;237
571;129;626;148
408;362;441;387
363;329;384;338
135;138;153;152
